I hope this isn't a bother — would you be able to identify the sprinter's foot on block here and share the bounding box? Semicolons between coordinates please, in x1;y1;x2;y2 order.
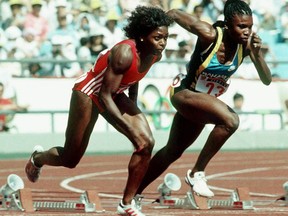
185;170;214;198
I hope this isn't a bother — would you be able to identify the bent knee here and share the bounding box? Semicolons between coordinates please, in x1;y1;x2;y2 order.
135;136;155;154
224;113;239;132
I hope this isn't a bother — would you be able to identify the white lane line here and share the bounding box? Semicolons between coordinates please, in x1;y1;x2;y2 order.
60;165;288;199
60;169;127;193
207;166;288;197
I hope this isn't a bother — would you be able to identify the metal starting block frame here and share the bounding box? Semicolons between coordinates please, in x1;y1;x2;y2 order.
0;188;105;213
157;187;254;210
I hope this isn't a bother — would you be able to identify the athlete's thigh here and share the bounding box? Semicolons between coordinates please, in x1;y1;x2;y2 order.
167;112;205;151
171;89;235;125
64;91;98;155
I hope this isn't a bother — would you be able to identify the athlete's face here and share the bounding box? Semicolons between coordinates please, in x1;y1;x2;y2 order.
143;26;169;55
226;14;253;45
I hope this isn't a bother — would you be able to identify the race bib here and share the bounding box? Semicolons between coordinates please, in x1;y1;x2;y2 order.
195;74;230;97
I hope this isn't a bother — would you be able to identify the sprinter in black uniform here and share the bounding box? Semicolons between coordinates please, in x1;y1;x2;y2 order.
137;0;272;199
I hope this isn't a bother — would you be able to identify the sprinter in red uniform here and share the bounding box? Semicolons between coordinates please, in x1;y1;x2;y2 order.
25;6;173;216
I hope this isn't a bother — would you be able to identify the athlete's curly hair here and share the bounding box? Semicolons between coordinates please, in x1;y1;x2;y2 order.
123;6;174;40
224;0;252;22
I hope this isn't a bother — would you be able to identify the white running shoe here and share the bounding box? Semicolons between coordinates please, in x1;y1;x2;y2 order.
185;169;214;198
133;194;144;211
117;199;145;216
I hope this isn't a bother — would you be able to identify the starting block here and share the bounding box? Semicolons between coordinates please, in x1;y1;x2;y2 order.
157;187;253;210
0;188;105;213
276;181;288;206
155;173;253;210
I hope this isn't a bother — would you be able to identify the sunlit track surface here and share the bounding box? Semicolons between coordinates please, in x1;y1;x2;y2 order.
1;150;288;215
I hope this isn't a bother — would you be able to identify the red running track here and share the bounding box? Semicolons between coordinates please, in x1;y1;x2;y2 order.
0;150;288;215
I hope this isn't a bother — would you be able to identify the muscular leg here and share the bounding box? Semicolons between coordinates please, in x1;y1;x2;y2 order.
33;91;98;168
137;112;205;194
103;94;154;205
172;90;239;174
123;132;153;205
193;124;236;173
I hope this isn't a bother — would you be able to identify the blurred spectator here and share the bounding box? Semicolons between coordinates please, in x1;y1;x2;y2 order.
75;12;96;39
2;26;23;76
48;14;79;48
0;28;8;59
36;35;81;77
0;37;18;107
39;0;54;17
69;1;90;24
169;23;197;52
250;0;282;19
2;0;26;30
77;2;91;14
44;11;80;77
0;0;285;80
89;28;108;60
193;4;213;24
0;62;17;99
169;0;200;13
90;0;106;28
77;36;92;72
18;28;40;58
118;0;148;17
176;40;191;75
55;0;72;23
4;25;23;58
259;11;277;31
201;0;223;22
279;0;288;42
101;10;125;48
23;0;49;43
177;40;191;60
0;0;12;23
233;93;244;113
102;0;122;15
48;0;73;32
17;28;41;76
232;92;253;131
0;82;28;132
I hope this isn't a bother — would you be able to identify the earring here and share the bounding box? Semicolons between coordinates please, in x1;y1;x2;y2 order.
140;38;143;41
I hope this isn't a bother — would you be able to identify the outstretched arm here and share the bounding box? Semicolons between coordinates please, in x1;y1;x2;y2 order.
247;32;272;85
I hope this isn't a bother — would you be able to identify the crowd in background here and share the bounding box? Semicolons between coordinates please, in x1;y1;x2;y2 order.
0;0;288;79
1;0;288;132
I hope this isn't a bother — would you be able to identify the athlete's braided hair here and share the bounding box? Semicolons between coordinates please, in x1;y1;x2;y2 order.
123;6;174;40
224;0;252;22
